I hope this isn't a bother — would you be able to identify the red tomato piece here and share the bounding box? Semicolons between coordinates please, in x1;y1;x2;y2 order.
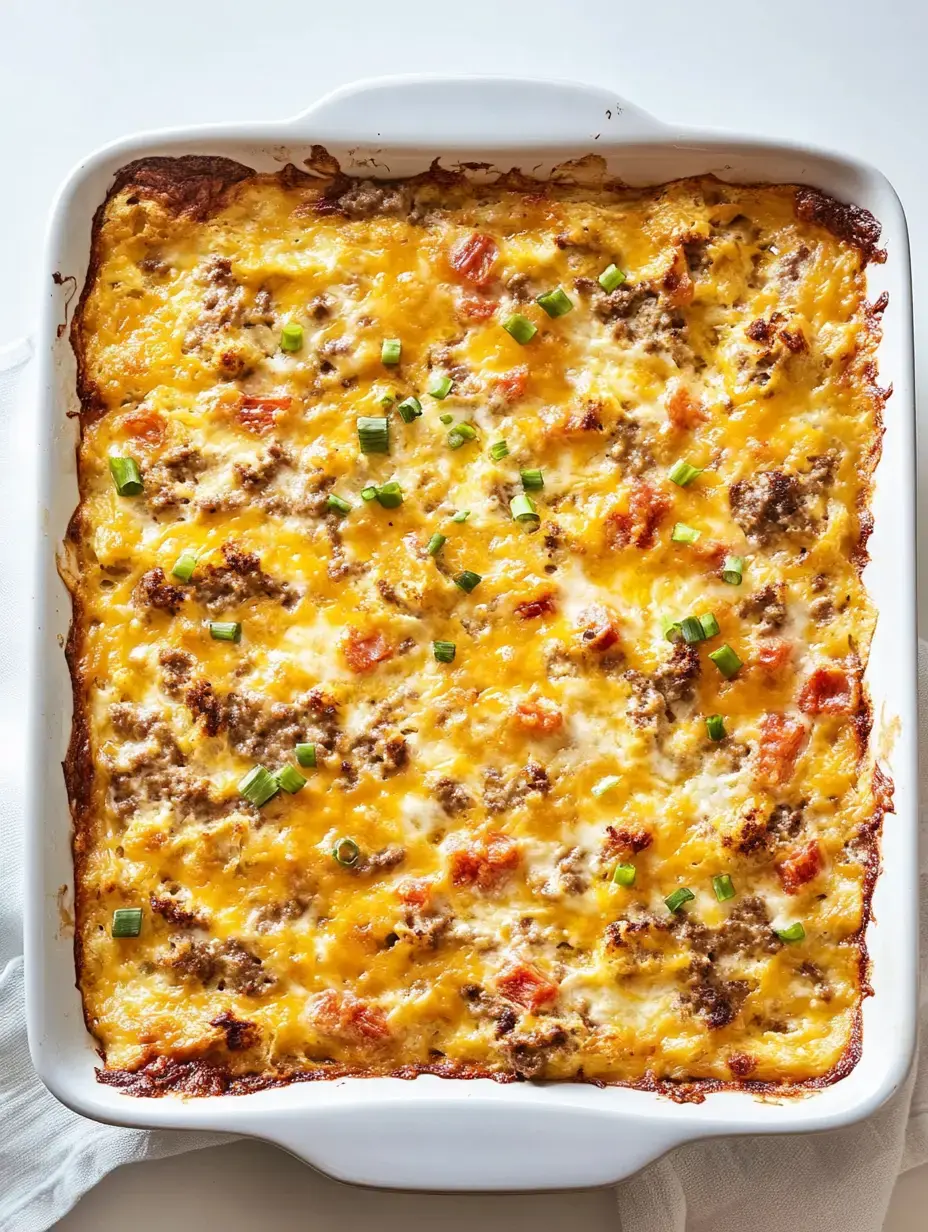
577;604;620;653
343;628;394;674
514;699;563;733
496;366;529;401
238;395;292;434
497;963;559;1012
776;840;824;894
514;592;557;621
756;713;807;787
607;482;670;550
458;294;497;322
308;989;390;1041
450;832;520;890
449;233;499;286
798;666;858;715
665;382;707;429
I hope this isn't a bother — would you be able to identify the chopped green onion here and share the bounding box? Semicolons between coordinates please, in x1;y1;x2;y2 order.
326;493;352;515
433;640;457;663
706;714;726;741
239;765;279;808
381;338;401;366
280;321;304;352
612;863;636;888
209;621;242;643
520;468;544;491
375;481;404;509
490;440;510;461
448;423;477;449
712;874;736;902
333;836;361;867
112;907;143;938
776;922;806;943
428;374;454;399
451;510;470;523
665;887;695;914
709;644;743;679
671;522;701;544
357;416;390;454
379;392;395;408
598;263;627;293
171;549;198;583
668;459;702;488
295;743;317;768
721;555;744;585
536;287;574;318
662;616;684;644
510;494;539;522
278;764;307;794
592;775;620;798
699;612;720;639
397;396;423;423
680;616;706;645
109;457;143;496
427;533;447;556
502;313;537;344
439;412;454;425
361;485;378;501
454;570;482;593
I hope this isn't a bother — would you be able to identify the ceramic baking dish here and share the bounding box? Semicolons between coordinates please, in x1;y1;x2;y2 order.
24;76;918;1191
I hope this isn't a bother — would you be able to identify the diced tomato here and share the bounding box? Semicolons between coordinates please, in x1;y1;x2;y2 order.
343;628;394;674
449;232;499;286
606;481;670;550
458;294;497;322
756;713;808;787
514;698;563;733
690;539;730;572
514;592;557;621
497;963;559;1012
397;878;432;907
496;366;529;401
119;407;166;444
798;666;858;715
776;840;824;894
577;604;620;653
450;832;520;890
238;395;292;434
308;989;390;1041
755;639;793;677
665;382;707;429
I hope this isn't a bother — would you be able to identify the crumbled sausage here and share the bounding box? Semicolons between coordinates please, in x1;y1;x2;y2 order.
158;648;195;697
186;679;224;737
738;583;787;632
684;957;751;1029
607;413;654;475
321;179;409;219
146;444;207;511
729;470;804;542
224;688;339;764
653;642;701;704
168;938;274;996
191;542;297;613
432;776;473;815
133;568;186;615
149;892;204;929
499;1022;571;1078
105;704;223;822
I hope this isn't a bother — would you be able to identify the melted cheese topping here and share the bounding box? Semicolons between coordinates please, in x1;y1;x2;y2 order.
69;167;882;1090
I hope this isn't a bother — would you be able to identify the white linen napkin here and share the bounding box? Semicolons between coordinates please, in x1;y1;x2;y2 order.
0;342;924;1230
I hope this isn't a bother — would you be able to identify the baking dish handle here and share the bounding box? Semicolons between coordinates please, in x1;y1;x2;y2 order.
290;75;665;147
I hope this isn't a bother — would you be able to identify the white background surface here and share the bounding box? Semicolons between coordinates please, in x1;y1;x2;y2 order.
2;0;924;1227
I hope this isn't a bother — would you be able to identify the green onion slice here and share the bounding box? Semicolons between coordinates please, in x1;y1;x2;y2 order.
592;775;620;798
295;743;317;768
502;313;537;344
333;836;361;867
709;644;743;679
326;493;352;515
510;494;539;522
439;412;454;425
490;440;510;461
427;533;446;556
209;621;242;643
536;287;574;318
109;457;143;496
239;765;279;808
612;863;636;888
680;616;705;645
357;416;390;454
712;874;736;902
448;423;477;449
671;522;701;544
397;396;423;423
662;616;684;644
375;481;404;509
428;374;454;399
451;510;470;523
706;714;726;741
361;485;378;501
277;764;307;794
280;321;304;352
433;640;457;663
699;612;720;639
112;907;143;938
520;468;544;491
665;886;695;913
454;570;482;593
776;922;806;943
721;555;744;585
171;549;198;583
381;338;401;366
668;459;702;488
379;393;395;408
598;263;627;293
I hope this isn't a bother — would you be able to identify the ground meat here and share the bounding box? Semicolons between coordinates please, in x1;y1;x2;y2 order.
545;642;580;680
799;960;833;1001
399;898;453;949
224;688;339;764
460;984;517;1035
146;444;207;511
234;443;291;491
133;567;186;614
149;892;204;928
654;643;701;704
607;413;654;476
482;763;550;813
499;1022;571;1078
537;847;588;897
191;542;297;613
186;679;224;737
105;704;223;822
624;670;667;729
168;938;274;996
183;257;247;351
729;454;838;544
432;776;473;815
158;648;195;697
252;896;312;933
738;583;787;632
684;957;751;1029
322;178;409;219
593;284;690;362
354;845;406;875
209;1011;260;1052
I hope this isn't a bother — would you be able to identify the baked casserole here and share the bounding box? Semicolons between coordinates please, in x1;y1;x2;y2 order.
65;155;889;1095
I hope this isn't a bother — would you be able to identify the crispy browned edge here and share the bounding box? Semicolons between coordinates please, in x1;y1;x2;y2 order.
63;153;892;1102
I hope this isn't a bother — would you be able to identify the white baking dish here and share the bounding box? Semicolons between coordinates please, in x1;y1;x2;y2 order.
24;76;918;1191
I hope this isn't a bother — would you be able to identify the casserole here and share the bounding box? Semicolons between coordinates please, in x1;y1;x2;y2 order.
26;76;918;1190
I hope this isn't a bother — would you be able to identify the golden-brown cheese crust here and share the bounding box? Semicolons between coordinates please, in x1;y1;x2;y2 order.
66;155;889;1097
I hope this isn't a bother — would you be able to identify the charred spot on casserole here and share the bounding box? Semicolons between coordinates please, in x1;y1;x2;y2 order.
66;153;889;1095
